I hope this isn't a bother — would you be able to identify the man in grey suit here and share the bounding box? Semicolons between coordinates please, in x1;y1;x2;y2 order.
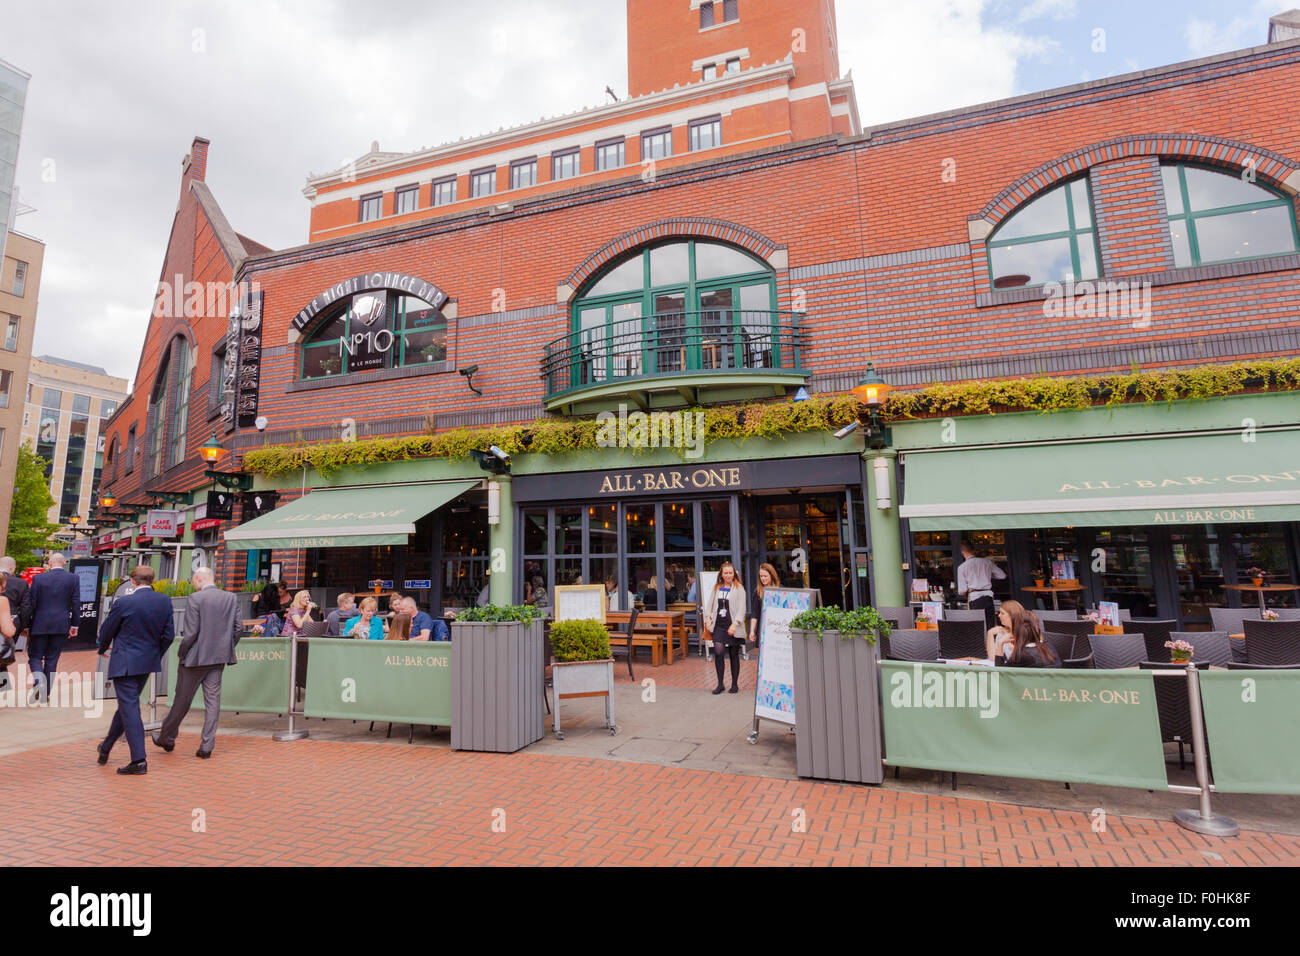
152;567;240;759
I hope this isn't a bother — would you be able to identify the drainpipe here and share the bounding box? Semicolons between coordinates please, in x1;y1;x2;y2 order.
864;448;905;607
487;474;514;605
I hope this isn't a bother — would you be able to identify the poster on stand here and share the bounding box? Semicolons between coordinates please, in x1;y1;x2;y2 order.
753;587;819;726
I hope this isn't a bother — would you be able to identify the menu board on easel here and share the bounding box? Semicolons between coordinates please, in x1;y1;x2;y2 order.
553;585;607;623
753;587;820;727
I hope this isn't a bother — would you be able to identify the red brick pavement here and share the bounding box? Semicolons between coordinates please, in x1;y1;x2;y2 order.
614;648;758;688
0;735;1294;866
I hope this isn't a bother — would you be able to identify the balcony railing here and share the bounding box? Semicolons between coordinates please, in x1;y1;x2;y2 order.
542;310;806;400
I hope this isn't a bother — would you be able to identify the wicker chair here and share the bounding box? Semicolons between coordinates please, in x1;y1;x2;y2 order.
1042;630;1094;668
1169;630;1232;668
937;619;987;660
1129;619;1178;663
1042;619;1095;641
1242;619;1300;666
1042;631;1076;661
875;606;915;629
1090;633;1147;670
1139;660;1209;769
606;608;640;678
1277;608;1300;621
1035;610;1079;624
886;629;940;662
1209;607;1256;634
945;609;988;622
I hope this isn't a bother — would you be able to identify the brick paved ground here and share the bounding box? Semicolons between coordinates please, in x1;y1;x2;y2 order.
0;734;1295;866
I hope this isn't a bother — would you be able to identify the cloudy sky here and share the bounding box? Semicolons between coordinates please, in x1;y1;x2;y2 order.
3;0;1282;387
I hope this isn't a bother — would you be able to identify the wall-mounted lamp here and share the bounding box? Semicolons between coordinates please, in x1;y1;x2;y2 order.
849;363;893;450
200;432;254;491
459;365;483;396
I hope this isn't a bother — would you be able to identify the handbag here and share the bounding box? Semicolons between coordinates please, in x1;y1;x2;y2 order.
0;630;15;668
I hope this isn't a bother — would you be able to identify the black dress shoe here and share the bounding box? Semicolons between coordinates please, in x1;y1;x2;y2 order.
712;685;725;695
96;745;110;766
151;733;174;753
116;760;147;775
196;749;212;759
729;685;739;694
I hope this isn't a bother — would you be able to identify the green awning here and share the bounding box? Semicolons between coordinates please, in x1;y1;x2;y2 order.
223;481;479;550
900;430;1300;531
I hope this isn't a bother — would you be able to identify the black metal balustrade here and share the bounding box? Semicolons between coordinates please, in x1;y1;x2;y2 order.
542;310;805;399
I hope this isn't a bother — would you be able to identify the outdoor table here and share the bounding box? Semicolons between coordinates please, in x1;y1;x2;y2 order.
605;609;688;664
1223;583;1300;611
1021;584;1084;610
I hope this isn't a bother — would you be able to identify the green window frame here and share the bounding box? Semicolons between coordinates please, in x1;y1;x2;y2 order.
167;338;192;468
569;240;778;386
299;291;447;381
986;176;1100;289
1161;162;1300;268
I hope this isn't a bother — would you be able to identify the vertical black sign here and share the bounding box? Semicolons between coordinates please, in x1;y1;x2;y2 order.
236;286;263;428
240;490;279;523
207;490;234;520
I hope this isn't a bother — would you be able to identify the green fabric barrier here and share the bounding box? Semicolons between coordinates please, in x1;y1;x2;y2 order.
165;637;292;715
881;662;1168;789
302;637;452;725
1199;670;1300;795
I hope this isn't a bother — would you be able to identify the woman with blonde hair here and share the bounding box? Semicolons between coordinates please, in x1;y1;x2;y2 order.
343;596;385;640
704;561;747;694
281;590;315;637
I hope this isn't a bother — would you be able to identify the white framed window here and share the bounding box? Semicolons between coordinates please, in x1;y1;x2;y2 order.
726;57;741;73
702;64;717;81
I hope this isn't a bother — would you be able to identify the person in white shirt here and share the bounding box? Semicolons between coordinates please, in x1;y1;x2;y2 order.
956;540;1006;630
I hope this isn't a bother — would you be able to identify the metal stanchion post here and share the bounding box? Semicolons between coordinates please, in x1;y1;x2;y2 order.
1173;661;1238;836
273;635;309;742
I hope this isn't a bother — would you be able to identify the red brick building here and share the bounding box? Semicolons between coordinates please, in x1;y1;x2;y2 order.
95;3;1300;627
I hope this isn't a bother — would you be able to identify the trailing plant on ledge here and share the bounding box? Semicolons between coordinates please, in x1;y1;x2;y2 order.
240;357;1300;478
789;606;891;642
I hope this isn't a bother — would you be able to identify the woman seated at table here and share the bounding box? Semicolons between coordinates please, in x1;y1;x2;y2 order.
985;600;1021;660
525;575;548;608
252;582;280;617
640;575;659;609
993;603;1059;668
343;597;385;640
386;612;411;641
281;590;316;636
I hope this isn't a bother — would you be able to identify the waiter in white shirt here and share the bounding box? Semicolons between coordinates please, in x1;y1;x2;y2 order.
956;541;1006;630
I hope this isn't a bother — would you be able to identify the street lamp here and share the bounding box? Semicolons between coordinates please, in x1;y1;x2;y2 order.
849;363;893;450
202;432;253;491
98;489;117;509
201;432;226;464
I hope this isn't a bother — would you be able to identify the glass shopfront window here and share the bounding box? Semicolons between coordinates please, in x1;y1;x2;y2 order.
1022;528;1084;611
1092;528;1157;618
1171;525;1225;628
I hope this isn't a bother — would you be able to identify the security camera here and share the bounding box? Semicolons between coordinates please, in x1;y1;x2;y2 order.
459;365;479;377
833;421;859;440
488;445;510;462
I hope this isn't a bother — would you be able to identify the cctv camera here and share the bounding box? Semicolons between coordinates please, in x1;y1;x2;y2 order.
489;445;510;462
459;365;479;377
833;421;859;440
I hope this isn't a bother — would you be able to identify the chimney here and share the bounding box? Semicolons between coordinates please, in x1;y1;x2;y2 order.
180;136;210;201
1268;9;1300;42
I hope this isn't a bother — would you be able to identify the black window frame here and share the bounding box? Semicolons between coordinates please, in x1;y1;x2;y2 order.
125;424;136;474
394;184;419;215
702;63;717;81
688;116;722;152
358;192;382;223
510;157;538;191
470;167;497;198
552;148;580;181
640;126;674;162
595;137;626;171
725;57;741;73
432;175;457;206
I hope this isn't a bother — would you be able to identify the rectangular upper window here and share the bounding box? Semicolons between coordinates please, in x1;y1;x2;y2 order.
641;127;673;161
395;184;418;215
552;149;580;181
0;369;10;410
700;0;738;28
470;167;496;198
596;138;625;171
3;315;17;351
689;116;722;152
702;64;717;81
432;176;457;206
726;56;741;73
125;424;136;473
72;393;91;415
359;193;382;222
510;158;538;191
11;260;26;297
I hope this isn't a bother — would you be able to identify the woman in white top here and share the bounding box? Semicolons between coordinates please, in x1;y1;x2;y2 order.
703;561;747;695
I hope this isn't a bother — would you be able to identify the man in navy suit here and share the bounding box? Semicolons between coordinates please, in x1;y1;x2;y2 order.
27;552;80;702
96;565;175;775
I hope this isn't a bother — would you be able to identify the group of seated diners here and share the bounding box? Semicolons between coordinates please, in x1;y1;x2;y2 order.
253;583;451;641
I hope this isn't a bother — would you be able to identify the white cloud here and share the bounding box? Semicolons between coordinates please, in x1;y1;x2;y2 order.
1183;0;1276;57
1015;0;1078;23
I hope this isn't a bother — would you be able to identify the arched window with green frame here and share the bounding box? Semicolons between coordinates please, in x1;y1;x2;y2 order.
1160;162;1300;268
567;239;779;388
986;176;1099;289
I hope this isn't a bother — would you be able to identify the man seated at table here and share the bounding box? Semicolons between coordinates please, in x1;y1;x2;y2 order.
325;592;356;636
402;596;449;642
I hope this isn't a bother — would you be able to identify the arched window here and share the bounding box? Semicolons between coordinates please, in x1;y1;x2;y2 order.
1161;163;1300;267
146;336;193;476
300;291;447;380
168;338;192;468
986;177;1099;289
570;239;777;384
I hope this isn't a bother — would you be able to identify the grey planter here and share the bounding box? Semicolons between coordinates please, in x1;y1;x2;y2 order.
450;619;545;753
234;591;257;621
550;658;616;739
790;628;884;784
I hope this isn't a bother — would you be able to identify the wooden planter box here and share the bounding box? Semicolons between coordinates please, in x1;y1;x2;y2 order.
550;658;616;739
450;620;545;753
790;628;884;785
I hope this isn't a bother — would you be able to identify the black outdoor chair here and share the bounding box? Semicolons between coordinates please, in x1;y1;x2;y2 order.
1090;633;1148;670
607;607;639;679
1241;619;1300;666
1139;660;1209;769
886;628;940;662
1035;610;1079;625
1129;619;1178;663
1042;619;1096;641
1043;630;1094;668
945;609;987;623
1042;631;1076;661
1169;630;1232;668
937;619;987;660
875;606;915;629
1209;607;1256;635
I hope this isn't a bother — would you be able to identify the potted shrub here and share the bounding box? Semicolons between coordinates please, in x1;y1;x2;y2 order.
449;604;546;753
788;605;891;785
548;618;616;739
1165;638;1194;664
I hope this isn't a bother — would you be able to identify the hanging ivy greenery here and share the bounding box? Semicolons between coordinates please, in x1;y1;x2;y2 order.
241;357;1300;479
